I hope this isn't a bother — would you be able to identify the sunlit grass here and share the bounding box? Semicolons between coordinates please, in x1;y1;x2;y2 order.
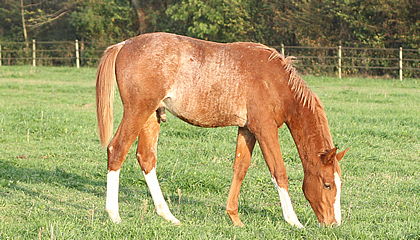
0;67;419;239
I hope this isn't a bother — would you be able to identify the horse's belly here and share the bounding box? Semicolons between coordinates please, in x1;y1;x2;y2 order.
162;94;247;128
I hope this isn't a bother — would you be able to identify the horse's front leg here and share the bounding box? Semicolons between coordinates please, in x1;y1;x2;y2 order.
250;123;304;228
226;127;256;226
137;112;180;225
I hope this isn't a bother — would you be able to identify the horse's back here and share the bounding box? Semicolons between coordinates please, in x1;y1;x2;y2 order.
116;33;280;128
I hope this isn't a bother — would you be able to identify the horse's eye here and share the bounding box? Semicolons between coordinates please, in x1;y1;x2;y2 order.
324;183;332;190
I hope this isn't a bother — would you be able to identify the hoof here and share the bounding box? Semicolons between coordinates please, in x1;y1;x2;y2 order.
159;211;180;225
172;219;181;226
110;216;122;224
292;222;305;229
233;222;244;227
227;212;244;227
107;210;121;224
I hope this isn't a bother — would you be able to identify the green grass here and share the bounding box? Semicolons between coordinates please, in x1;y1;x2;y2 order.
0;66;419;239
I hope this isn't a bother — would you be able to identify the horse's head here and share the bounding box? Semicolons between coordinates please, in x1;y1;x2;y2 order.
302;147;349;226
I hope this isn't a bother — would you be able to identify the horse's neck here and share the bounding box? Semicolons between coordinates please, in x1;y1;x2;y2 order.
286;101;334;165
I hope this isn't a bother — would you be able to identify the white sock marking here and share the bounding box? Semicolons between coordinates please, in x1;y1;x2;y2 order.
143;168;180;225
271;177;304;228
106;170;121;223
334;172;342;225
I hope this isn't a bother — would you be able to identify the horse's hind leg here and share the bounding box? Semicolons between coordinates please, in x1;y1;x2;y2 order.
136;112;180;225
106;108;151;223
226;127;256;226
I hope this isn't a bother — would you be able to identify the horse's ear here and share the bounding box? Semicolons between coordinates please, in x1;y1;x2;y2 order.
321;147;337;165
336;147;349;162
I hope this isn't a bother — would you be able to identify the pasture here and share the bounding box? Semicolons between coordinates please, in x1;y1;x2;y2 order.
0;66;419;239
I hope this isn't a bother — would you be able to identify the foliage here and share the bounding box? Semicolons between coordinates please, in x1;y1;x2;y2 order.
0;66;419;239
69;0;138;43
166;0;251;42
281;0;420;48
0;0;25;42
0;0;79;42
0;0;419;48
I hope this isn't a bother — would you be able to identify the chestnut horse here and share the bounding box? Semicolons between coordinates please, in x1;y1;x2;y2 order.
96;32;349;227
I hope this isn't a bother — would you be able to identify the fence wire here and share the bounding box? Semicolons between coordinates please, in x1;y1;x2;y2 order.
1;40;419;79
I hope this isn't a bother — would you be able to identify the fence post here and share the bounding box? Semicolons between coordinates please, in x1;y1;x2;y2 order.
75;39;80;68
281;44;285;56
32;39;36;67
399;47;403;81
338;45;342;79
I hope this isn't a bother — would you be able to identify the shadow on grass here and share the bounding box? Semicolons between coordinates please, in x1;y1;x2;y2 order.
0;159;309;227
0;160;105;197
162;194;308;227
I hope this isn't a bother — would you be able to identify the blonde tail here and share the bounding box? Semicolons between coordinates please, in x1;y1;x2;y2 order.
96;42;125;148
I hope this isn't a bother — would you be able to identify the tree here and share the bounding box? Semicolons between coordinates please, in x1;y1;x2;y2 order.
244;0;299;45
282;0;420;48
131;0;147;34
0;0;418;50
166;0;251;42
0;0;25;41
69;0;138;43
0;0;79;42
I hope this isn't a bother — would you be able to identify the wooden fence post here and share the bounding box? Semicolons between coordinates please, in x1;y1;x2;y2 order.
338;45;342;79
281;44;285;56
32;39;36;67
399;47;403;81
75;39;80;68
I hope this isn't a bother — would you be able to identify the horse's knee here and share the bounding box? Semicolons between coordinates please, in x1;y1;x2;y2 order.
107;144;125;171
136;152;156;174
272;174;289;190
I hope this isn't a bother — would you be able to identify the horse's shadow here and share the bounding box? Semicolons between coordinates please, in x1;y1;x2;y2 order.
0;160;309;226
163;192;310;227
0;160;106;213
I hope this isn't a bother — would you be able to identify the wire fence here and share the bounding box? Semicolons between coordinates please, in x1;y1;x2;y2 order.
0;40;105;68
1;40;419;79
273;45;420;80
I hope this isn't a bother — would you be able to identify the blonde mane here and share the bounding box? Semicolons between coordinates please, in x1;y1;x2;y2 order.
258;45;318;112
259;45;333;147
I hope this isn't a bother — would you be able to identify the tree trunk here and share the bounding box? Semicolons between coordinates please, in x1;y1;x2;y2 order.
21;0;29;48
131;0;146;34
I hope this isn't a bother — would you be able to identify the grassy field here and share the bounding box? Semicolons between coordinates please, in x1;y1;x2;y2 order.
0;66;419;239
